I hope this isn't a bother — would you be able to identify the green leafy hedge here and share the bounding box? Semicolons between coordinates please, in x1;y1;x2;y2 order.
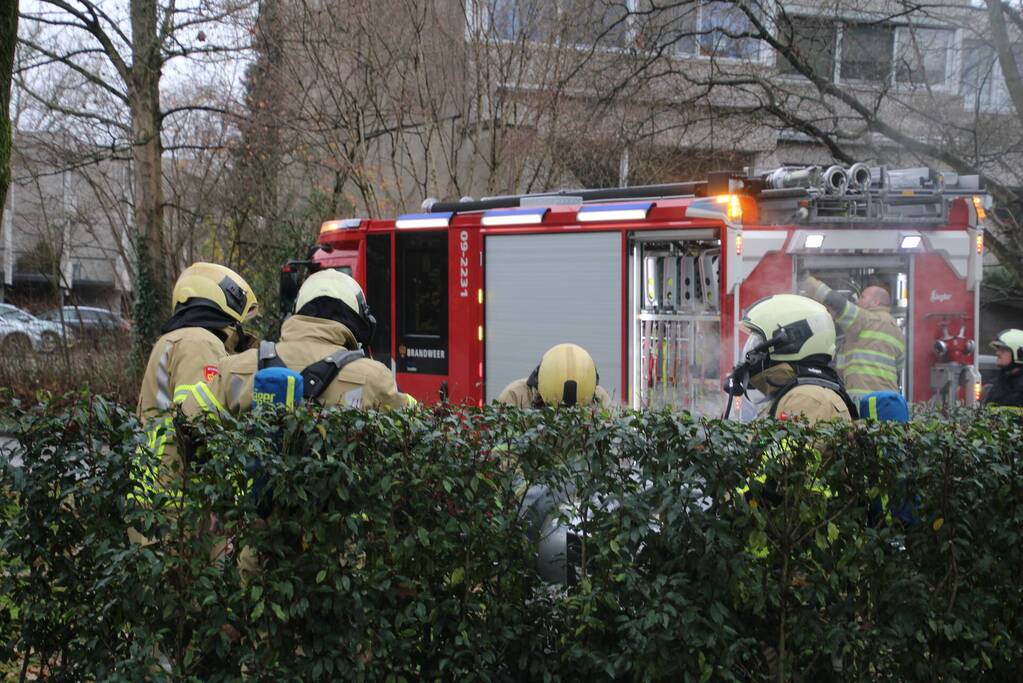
1;395;1022;682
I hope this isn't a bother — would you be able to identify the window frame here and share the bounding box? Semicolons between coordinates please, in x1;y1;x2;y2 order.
693;0;771;64
836;21;897;86
472;0;639;52
959;36;1016;113
892;24;955;92
773;10;957;94
773;10;839;82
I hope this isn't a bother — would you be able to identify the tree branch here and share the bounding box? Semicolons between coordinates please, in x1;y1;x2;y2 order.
159;104;237;123
34;0;132;83
17;38;129;104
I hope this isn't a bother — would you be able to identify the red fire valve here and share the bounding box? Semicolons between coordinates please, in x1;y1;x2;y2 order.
934;334;975;365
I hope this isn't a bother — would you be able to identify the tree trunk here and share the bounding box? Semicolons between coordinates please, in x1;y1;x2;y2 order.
129;0;167;360
0;0;19;232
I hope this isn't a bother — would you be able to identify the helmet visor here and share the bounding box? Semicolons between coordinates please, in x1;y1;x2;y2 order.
243;301;260;322
741;331;767;360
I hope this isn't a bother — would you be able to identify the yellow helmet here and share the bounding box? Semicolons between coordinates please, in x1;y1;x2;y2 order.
295;269;376;346
532;343;599;407
172;262;258;323
991;328;1023;365
741;294;836;363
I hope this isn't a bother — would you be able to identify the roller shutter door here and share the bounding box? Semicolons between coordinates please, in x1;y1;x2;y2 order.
485;232;622;402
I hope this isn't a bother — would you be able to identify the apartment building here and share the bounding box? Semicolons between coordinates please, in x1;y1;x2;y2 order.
0;132;133;312
274;0;1011;215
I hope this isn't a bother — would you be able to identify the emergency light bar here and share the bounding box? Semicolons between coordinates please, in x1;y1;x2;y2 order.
685;196;743;223
481;207;549;226
320;218;362;234
577;201;652;222
396;212;453;229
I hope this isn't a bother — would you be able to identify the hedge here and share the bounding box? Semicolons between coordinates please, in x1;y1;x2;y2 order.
1;394;1022;682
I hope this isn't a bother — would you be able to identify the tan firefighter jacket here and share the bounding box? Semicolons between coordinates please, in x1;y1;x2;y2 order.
804;276;906;401
136;326;228;492
189;315;412;415
751;363;853;424
496;378;613;410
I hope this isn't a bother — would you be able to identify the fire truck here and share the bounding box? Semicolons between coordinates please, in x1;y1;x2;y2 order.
281;163;987;415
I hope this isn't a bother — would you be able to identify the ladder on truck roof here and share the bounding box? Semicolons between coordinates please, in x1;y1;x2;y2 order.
422;163;987;226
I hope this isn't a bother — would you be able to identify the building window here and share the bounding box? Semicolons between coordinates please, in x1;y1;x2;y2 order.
777;14;837;78
488;0;558;43
562;0;630;48
840;23;894;82
486;0;630;47
698;1;763;60
960;38;1014;112
894;26;952;87
634;0;697;56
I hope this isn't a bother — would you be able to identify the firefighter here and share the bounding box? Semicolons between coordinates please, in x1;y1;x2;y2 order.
496;343;613;409
189;268;413;414
133;262;258;528
728;294;857;423
728;295;856;581
801;275;906;402
982;329;1023;408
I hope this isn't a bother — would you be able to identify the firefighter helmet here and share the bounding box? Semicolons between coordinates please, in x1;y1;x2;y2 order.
991;329;1023;365
740;294;836;364
532;343;599;407
172;262;258;323
294;269;376;346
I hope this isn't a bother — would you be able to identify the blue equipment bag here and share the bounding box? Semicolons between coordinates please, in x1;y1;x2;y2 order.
860;391;909;422
860;391;918;529
253;365;304;409
249;365;304;518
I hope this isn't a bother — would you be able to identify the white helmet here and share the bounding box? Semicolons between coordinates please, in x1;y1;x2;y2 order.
740;294;836;364
991;328;1023;365
295;269;376;346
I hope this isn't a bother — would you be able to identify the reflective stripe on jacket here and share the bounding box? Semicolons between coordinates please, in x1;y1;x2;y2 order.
133;327;227;504
187;315;412;416
806;278;905;400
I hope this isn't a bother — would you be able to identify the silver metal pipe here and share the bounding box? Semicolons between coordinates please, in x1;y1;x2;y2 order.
763;165;822;190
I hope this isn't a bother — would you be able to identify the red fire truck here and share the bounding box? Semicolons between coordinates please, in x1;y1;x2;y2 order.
281;163;987;415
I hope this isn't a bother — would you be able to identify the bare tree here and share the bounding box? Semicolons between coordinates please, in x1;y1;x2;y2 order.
0;0;17;230
17;0;255;357
240;0;733;221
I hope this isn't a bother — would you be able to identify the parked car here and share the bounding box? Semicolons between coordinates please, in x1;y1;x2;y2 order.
38;306;131;342
0;304;68;354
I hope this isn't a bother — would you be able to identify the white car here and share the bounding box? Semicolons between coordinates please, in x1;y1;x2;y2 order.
0;304;69;354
